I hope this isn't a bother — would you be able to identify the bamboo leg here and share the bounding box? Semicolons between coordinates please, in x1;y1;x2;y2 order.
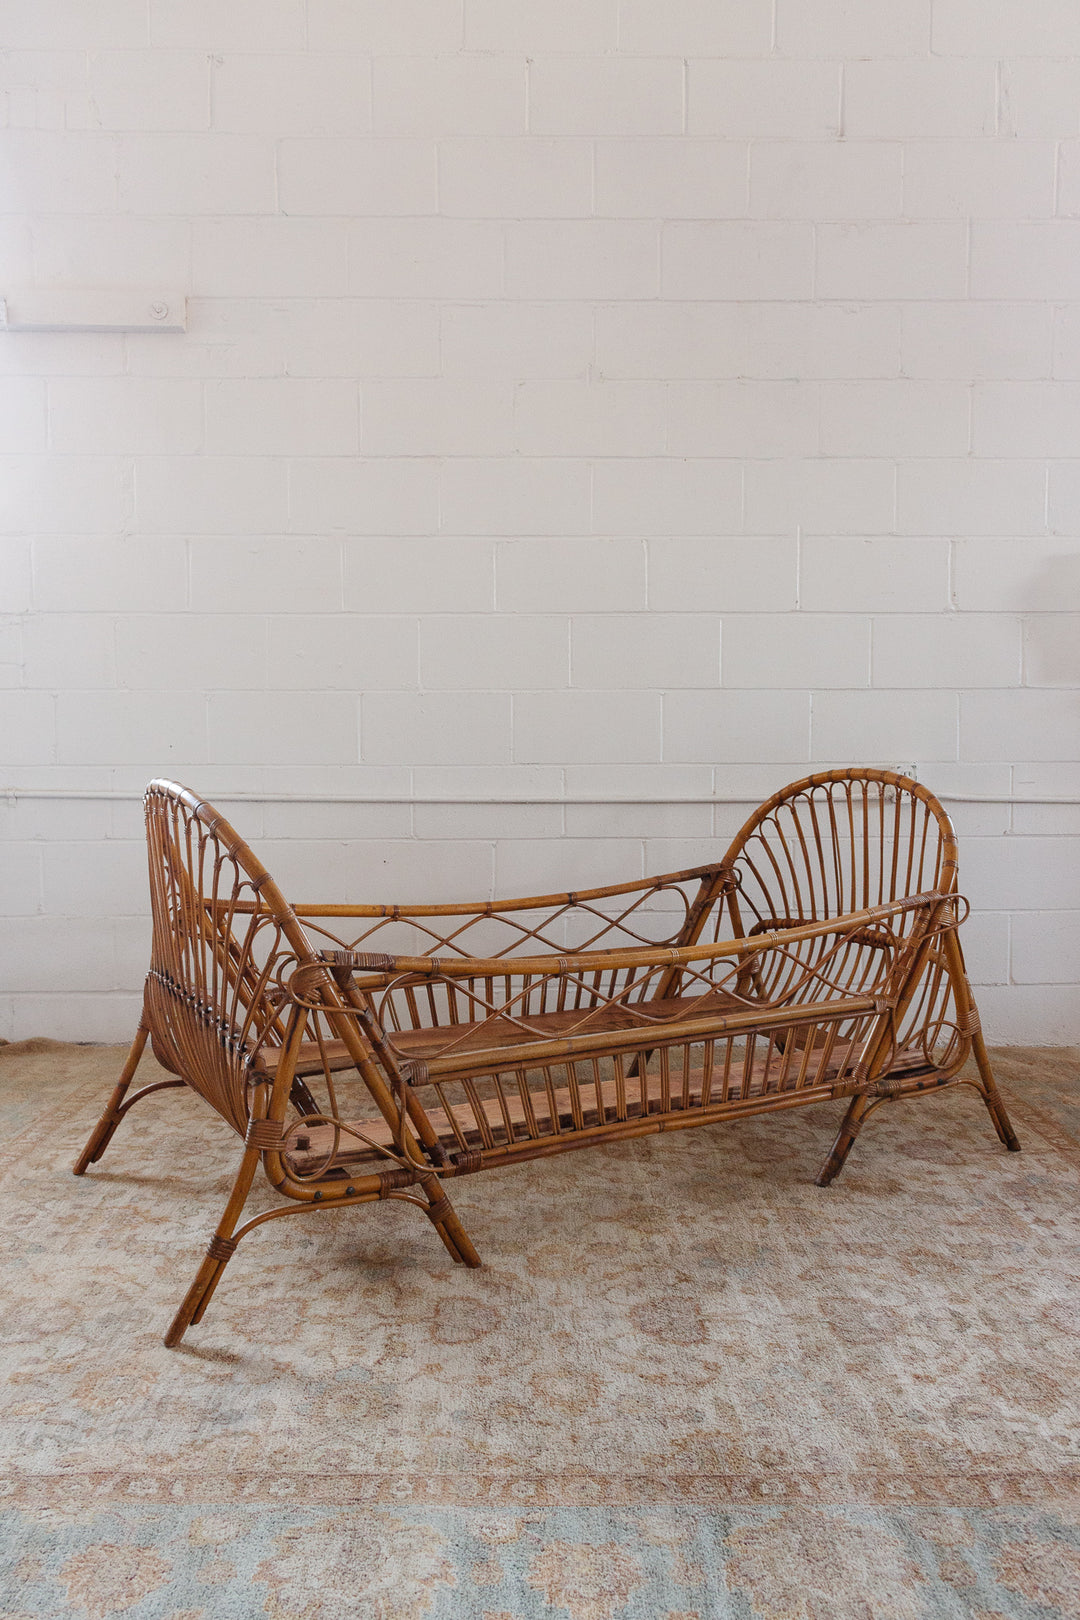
164;1144;262;1348
72;1023;149;1175
816;1092;871;1187
939;925;1021;1154
421;1174;481;1268
972;1027;1021;1153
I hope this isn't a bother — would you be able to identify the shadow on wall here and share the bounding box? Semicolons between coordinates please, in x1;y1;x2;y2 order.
1024;553;1080;686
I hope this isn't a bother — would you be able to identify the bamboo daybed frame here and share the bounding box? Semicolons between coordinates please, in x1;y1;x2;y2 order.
74;769;1020;1347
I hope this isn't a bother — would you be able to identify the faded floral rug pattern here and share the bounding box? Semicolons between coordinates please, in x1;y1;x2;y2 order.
1;1039;1078;1617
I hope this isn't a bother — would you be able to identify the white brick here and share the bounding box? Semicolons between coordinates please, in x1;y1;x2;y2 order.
5;2;147;49
591;459;743;536
136;458;289;534
896;461;1046;538
116;614;266;690
32;217;190;287
0;130;116;213
23;615;116;689
422;615;568;689
597;302;899;381
953;540;1080;613
571;614;721;689
275;838;494;908
820;382;969;458
0;616;21;686
0;456;132;535
205;379;357;456
506;221;658;300
722;614;870;688
964;837;1080;913
1023;615;1080;687
373;56;524;136
776;0;931;56
933;1;1080;56
801;538;950;613
0;330;123;379
209;690;357;764
663;223;814;300
514;381;667;457
954;909;1010;986
363;381;514;456
1049;464;1080;534
0;918;126;994
904;140;1054;219
649;537;797;612
439;460;591;535
190;537;342;614
464;0;617;53
594;139;748;219
57;691;206;765
346;538;493;613
903;304;1052;381
33;537;187;612
962;691;1079;763
439;138;591;218
414;799;559;840
974;383;1080;459
0;542;31;613
816;223;967;300
515;691;662;764
667;382;819;458
0;220;34;285
570;801;709;840
972;224;1080;302
497;539;646;612
688;62;840;139
620;0;772;54
349;219;504;299
664;691;810;763
41;841;146;917
48;379;201;456
193;219;349;296
744;460;894;535
211;53;371;134
151;0;306;50
750;143;902;220
1050;308;1080;380
497;836;645;898
268;615;418;691
1000;59;1080;139
288;458;438;535
872;615;1021;689
117;133;275;213
528;58;683;137
845;61;996;139
813;691;957;763
278;139;436;216
363;691;511;764
186;298;439;380
0;843;41;916
88;50;209;130
0;380;45;451
441;304;592;379
0;692;55;762
1011;912;1080;985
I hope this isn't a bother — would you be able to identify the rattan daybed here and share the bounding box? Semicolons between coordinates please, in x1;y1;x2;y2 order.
74;769;1019;1346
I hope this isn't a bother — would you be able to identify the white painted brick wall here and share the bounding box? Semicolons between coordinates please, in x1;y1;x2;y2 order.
2;0;1079;1043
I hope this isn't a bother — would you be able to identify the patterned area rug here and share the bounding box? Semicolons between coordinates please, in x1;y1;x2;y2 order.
1;1039;1079;1617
